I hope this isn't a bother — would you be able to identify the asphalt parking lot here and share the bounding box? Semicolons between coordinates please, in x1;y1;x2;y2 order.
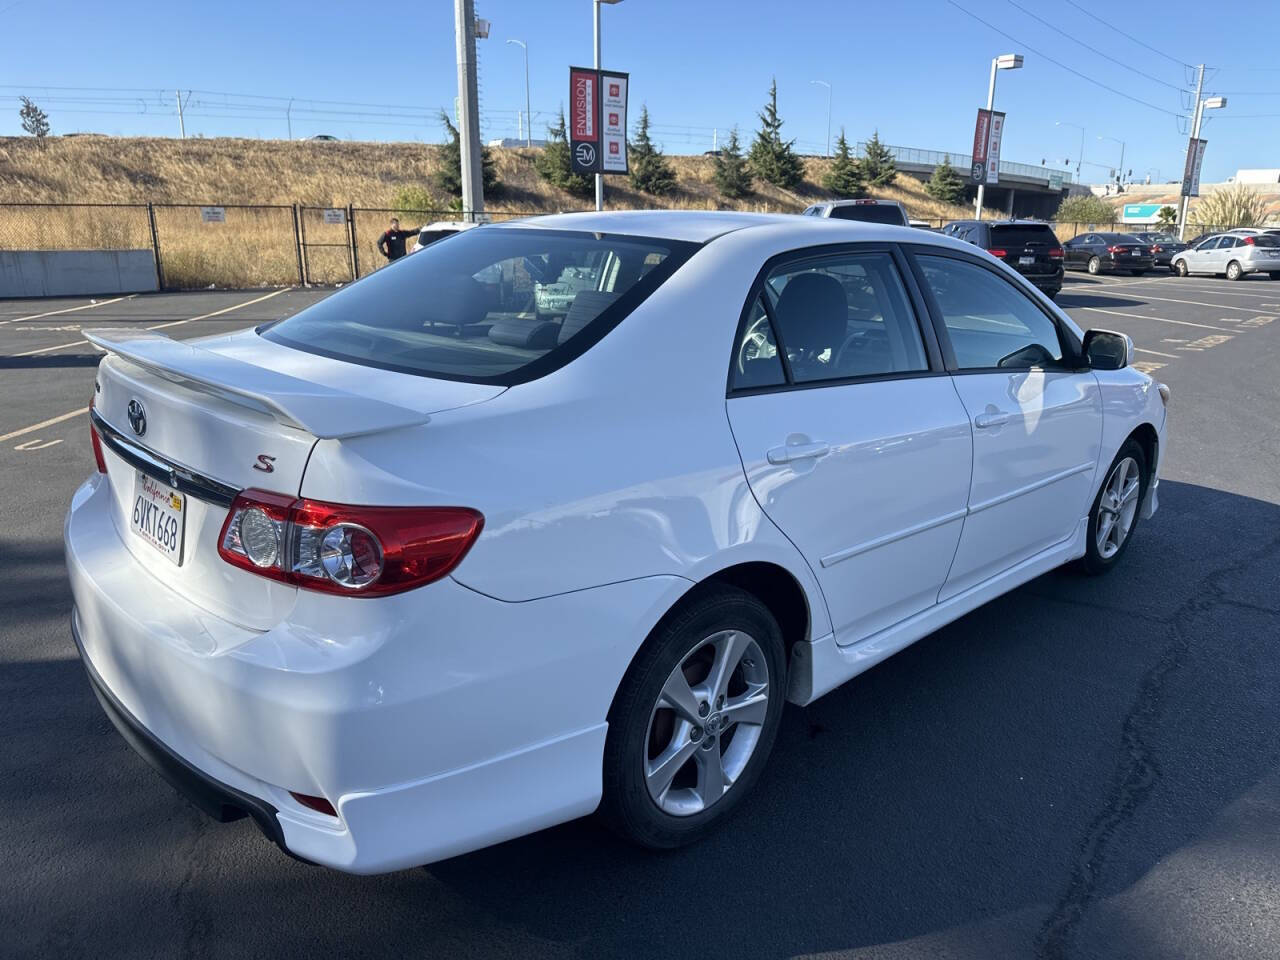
3;272;1279;960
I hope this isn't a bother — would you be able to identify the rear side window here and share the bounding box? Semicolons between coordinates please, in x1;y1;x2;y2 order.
990;224;1059;247
827;204;907;226
730;251;928;389
917;255;1066;370
264;228;697;385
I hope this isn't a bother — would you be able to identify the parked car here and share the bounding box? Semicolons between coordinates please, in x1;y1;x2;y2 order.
802;198;911;226
70;211;1167;874
1063;232;1155;275
940;219;1065;299
1130;231;1187;269
1171;232;1280;280
309;134;339;142
409;220;476;254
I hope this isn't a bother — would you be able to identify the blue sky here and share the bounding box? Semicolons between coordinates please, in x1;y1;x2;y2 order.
3;0;1278;184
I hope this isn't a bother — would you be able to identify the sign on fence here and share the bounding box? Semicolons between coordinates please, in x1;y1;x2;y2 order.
1122;203;1165;223
1181;138;1207;198
322;208;346;225
200;206;225;223
568;66;630;175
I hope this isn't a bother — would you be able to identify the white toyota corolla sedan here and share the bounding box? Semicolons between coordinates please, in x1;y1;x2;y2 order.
67;211;1167;873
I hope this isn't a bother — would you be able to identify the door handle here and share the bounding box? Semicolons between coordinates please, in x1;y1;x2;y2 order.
767;441;830;464
974;410;1011;429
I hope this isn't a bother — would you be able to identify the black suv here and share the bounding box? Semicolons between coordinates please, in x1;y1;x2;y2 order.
941;220;1065;299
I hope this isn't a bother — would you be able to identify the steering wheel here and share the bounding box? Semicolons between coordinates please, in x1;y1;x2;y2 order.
736;314;775;374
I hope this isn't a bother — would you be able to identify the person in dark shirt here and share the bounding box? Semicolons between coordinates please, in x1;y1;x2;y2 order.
377;218;419;261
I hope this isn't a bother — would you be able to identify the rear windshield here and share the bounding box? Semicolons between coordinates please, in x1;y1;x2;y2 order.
1251;234;1280;248
827;204;907;225
1100;234;1143;244
263;227;697;384
990;224;1060;246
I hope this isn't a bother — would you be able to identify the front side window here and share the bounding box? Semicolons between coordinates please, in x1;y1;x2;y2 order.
731;251;928;390
264;228;696;384
917;255;1067;370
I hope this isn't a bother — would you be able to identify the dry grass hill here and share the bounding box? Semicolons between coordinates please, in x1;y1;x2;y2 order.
0;136;999;286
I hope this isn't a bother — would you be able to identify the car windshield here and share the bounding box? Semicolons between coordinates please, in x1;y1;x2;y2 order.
264;227;697;384
990;224;1059;246
827;204;905;225
1251;234;1280;248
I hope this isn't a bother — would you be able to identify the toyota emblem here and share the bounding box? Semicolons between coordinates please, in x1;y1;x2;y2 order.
126;399;147;437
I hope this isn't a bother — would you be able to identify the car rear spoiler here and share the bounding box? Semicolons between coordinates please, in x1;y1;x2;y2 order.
83;328;430;440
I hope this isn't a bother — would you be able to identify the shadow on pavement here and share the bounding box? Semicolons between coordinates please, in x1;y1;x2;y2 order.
3;480;1279;960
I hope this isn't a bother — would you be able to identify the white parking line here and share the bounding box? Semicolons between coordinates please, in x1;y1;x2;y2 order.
9;288;291;357
1079;306;1238;334
1110;280;1280;300
0;407;88;444
1064;286;1280;313
0;296;129;326
1135;347;1179;359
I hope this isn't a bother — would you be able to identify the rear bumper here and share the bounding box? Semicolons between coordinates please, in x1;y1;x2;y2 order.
66;474;680;873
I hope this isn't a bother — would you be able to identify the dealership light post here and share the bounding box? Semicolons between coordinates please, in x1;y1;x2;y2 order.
593;0;624;211
1056;120;1085;177
975;53;1022;220
507;39;532;147
1098;134;1126;187
810;80;831;157
1177;78;1226;239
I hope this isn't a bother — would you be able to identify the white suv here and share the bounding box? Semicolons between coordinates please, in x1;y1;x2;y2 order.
802;199;911;226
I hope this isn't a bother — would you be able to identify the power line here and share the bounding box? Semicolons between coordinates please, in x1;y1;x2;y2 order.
1059;0;1193;69
946;1;1184;117
1003;0;1185;92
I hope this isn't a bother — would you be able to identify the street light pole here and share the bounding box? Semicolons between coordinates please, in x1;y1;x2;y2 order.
1056;120;1085;178
1176;67;1225;240
593;0;624;212
975;54;1022;221
507;39;531;148
810;80;831;156
1098;135;1125;187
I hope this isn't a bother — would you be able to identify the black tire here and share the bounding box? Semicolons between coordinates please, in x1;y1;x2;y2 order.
1087;256;1102;275
1269;271;1280;281
599;585;787;850
1174;259;1189;277
1226;260;1243;281
1080;439;1148;576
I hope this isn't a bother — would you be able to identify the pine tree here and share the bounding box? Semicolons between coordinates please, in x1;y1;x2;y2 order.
628;106;676;196
859;130;897;187
534;109;593;198
712;126;752;200
925;154;964;205
822;129;864;199
19;97;49;138
433;110;496;197
748;78;803;190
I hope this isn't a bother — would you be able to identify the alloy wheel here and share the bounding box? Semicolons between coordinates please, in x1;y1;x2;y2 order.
643;629;770;817
1095;456;1141;559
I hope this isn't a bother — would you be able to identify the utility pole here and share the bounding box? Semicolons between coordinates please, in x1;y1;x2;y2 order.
1178;64;1205;241
286;98;294;140
454;0;485;222
175;90;186;139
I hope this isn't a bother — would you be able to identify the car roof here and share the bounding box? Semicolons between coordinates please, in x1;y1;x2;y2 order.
825;199;903;206
494;208;971;249
498;210;802;242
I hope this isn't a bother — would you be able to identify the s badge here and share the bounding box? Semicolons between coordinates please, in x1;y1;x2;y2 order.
253;454;277;473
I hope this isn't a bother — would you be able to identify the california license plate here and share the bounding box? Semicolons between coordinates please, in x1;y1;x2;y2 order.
1019;256;1035;266
130;470;185;565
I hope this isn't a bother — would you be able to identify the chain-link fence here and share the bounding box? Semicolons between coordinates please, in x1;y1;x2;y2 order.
1;201;1271;292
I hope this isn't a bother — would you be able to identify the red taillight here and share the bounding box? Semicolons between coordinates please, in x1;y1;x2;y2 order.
1048;247;1065;259
1243;235;1256;245
1107;245;1122;253
986;248;1008;258
289;792;337;817
1151;245;1163;253
217;489;483;597
89;401;107;474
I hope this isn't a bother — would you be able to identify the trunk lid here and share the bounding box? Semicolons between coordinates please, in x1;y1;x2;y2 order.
89;327;504;630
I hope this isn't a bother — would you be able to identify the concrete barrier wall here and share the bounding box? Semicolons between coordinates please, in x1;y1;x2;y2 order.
0;250;158;298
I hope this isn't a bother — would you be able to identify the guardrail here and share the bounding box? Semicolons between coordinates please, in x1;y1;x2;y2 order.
862;142;1074;186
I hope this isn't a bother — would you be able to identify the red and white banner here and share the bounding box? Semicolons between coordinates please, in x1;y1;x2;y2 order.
985;111;1005;185
569;67;598;175
600;72;629;174
970;108;992;184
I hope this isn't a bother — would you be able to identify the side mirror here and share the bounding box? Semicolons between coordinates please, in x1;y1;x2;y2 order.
1082;329;1133;370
